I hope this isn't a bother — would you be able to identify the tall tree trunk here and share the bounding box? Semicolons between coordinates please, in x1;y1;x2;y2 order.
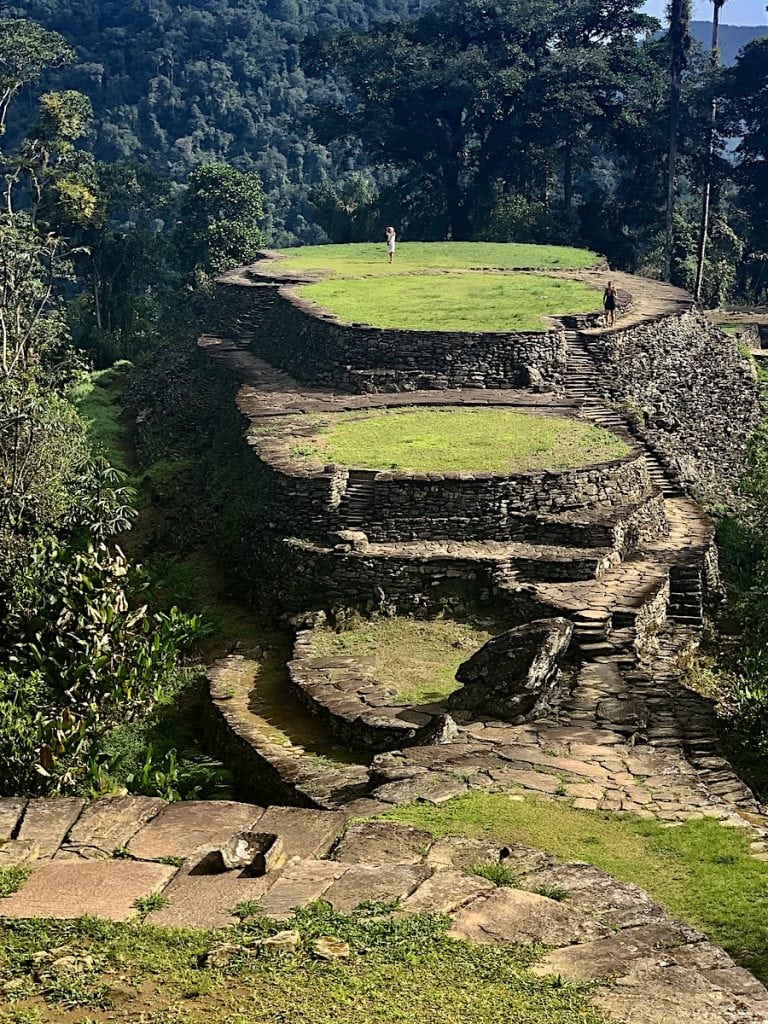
563;140;573;213
693;0;725;303
664;0;692;282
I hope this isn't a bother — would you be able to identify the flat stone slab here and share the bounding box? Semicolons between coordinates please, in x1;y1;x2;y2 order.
257;859;346;921
448;887;609;947
332;822;433;865
128;800;264;861
521;862;665;929
402;870;493;913
255;807;346;861
532;921;702;981
0;860;176;921
0;798;26;841
147;872;275;930
425;837;508;872
324;862;432;912
593;959;768;1024
16;798;86;858
57;796;166;859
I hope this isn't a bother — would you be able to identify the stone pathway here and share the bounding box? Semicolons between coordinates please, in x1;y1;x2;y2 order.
1;804;766;1023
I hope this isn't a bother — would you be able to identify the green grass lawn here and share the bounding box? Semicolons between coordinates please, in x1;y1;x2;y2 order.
0;904;607;1024
294;408;629;473
275;241;599;277
387;792;768;983
297;272;600;332
312;616;502;705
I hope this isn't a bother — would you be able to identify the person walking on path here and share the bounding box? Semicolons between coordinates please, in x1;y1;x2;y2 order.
603;281;618;327
386;226;397;263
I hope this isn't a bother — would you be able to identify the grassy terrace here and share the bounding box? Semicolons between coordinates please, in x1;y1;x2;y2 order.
298;273;600;332
275;241;600;276
389;793;768;984
312;617;502;705
293;408;629;473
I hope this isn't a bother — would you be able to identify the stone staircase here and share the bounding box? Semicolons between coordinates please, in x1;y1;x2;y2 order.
564;330;683;498
337;473;376;529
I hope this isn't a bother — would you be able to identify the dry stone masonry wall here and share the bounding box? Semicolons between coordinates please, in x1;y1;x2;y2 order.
583;309;763;503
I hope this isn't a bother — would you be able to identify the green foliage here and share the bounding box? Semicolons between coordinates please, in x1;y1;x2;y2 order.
175;164;266;279
533;885;570;902
0;18;74;131
134;892;169;916
387;792;768;982
466;862;519;887
0;905;606;1024
0;866;32;898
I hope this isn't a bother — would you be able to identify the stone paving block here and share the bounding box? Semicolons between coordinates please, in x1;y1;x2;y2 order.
531;921;702;981
324;863;432;913
333;822;433;865
592;961;768;1024
147;872;275;930
425;837;508;872
255;807;346;861
0;840;40;867
0;860;177;921
128;800;264;861
257;859;346;921
520;862;665;929
402;870;493;913
16;798;86;858
0;798;26;841
57;796;167;859
486;768;562;794
448;887;609;947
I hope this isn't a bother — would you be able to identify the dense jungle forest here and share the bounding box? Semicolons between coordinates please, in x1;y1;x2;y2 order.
1;0;768;807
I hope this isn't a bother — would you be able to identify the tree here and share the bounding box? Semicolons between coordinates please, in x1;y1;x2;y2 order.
664;0;692;282
303;0;658;239
0;18;74;134
175;163;265;278
693;0;727;302
725;38;768;300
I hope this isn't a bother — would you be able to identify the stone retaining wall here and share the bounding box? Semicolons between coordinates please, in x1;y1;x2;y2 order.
220;281;568;392
257;536;565;619
583;310;763;503
249;441;653;544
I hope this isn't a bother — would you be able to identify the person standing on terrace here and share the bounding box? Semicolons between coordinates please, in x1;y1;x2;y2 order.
603;281;618;327
386;226;397;263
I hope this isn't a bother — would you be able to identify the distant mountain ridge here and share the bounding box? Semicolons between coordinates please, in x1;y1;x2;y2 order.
690;21;767;65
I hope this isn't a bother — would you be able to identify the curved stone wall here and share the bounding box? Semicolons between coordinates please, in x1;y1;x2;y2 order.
247;424;653;543
221;279;568;392
583;309;763;503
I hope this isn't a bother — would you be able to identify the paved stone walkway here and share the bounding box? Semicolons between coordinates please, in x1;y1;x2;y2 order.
1;802;765;1023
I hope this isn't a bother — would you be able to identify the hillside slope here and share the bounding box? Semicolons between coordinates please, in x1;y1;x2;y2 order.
690;21;767;65
6;0;424;243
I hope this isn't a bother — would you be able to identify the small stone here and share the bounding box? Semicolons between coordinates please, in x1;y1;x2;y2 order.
255;930;301;955
199;942;243;969
312;936;351;960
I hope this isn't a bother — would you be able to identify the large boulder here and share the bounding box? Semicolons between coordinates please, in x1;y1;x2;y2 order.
448;618;573;721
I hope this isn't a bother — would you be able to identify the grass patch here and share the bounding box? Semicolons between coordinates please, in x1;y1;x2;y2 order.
70;361;134;473
295;408;629;474
467;862;519;887
533;885;570;902
0;903;607;1024
298;272;600;332
0;867;31;898
386;792;768;983
277;241;599;277
311;616;501;705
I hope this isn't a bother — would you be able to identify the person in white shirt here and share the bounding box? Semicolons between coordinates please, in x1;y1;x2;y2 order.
386;226;397;263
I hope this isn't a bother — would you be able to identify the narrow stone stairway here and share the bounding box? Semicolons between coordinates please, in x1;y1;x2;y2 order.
563;330;683;498
338;473;376;529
